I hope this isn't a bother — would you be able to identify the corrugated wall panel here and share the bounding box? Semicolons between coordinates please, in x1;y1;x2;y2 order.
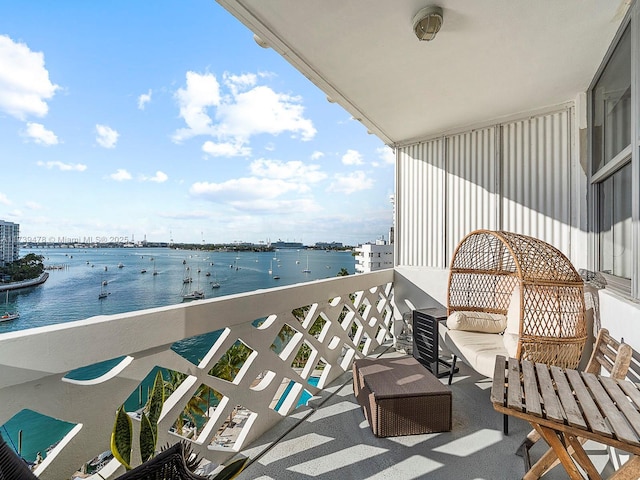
501;110;572;253
395;106;574;268
446;128;498;260
396;139;444;267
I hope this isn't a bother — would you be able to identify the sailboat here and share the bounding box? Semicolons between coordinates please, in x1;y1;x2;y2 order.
182;267;204;301
210;272;220;289
98;281;109;300
183;265;192;284
268;260;273;275
152;259;158;276
1;291;19;321
302;254;311;273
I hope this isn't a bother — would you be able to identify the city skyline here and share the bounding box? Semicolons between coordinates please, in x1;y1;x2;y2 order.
0;1;395;246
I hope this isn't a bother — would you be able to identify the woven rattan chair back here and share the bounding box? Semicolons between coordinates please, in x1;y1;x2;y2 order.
448;230;587;369
114;442;209;480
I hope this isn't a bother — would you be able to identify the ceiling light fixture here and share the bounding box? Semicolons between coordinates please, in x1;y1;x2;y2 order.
412;6;443;41
253;34;269;48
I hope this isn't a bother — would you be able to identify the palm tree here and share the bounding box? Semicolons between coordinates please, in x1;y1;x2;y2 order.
163;370;209;437
209;343;251;382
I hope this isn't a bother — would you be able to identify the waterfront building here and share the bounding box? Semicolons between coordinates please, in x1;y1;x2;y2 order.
354;239;393;273
2;2;640;479
270;239;304;249
314;241;343;249
0;220;19;266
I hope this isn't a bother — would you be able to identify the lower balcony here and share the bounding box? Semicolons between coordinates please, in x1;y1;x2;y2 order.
0;270;395;479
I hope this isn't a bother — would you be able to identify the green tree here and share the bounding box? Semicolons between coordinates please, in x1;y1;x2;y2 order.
163;370;209;437
0;253;44;281
209;343;251;382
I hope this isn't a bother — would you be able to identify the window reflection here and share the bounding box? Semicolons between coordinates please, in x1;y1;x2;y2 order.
599;164;631;279
592;25;631;173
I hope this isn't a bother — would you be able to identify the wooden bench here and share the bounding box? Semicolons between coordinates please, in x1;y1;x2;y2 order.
353;356;452;437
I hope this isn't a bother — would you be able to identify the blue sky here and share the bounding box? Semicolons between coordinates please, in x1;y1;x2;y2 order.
0;1;394;246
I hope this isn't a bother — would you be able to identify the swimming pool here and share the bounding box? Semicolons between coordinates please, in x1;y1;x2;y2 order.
275;377;319;411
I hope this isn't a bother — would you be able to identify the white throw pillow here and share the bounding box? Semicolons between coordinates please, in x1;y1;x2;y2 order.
446;311;507;334
503;286;521;357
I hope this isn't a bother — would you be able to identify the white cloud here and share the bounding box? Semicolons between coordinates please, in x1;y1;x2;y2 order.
0;193;11;205
25;201;42;210
376;146;395;166
36;160;87;171
216;85;315;141
23;122;58;145
190;177;321;214
327;170;374;194
311;151;324;161
172;71;221;142
172;71;316;152
342;149;364;166
96;124;119;148
202;140;250;158
142;171;168;183
110;169;132;181
191;177;303;201
138;89;152;110
250;159;327;183
223;72;257;95
0;35;59;120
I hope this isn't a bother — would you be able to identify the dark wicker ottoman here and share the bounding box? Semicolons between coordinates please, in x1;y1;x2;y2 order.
353;356;452;437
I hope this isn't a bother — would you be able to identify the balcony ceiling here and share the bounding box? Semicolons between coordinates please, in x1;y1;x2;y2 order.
216;0;628;146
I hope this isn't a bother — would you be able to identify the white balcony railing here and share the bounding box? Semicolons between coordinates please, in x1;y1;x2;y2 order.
0;270;395;479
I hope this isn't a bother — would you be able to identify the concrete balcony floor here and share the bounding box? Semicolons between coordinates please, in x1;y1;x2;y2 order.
234;348;613;480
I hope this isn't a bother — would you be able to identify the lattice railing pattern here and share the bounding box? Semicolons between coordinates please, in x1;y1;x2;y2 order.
0;270;394;479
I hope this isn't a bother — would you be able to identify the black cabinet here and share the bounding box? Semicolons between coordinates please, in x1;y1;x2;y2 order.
412;307;458;378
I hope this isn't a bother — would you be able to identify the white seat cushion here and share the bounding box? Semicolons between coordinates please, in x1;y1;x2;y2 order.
441;328;508;378
503;287;521;357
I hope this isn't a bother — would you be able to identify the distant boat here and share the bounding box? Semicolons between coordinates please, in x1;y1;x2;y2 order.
273;275;280;280
182;290;205;300
98;281;109;300
182;268;204;301
210;272;220;289
183;265;192;284
140;268;147;274
268;260;273;275
0;312;19;322
1;291;19;322
302;255;311;273
118;263;124;269
152;259;158;276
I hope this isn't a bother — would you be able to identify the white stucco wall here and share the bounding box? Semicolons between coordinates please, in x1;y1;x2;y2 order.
598;289;640;352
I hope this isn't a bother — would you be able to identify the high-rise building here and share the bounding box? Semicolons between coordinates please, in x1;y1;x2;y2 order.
0;220;19;266
354;237;394;273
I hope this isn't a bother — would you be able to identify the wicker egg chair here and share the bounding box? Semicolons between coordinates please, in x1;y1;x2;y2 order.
447;229;587;368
